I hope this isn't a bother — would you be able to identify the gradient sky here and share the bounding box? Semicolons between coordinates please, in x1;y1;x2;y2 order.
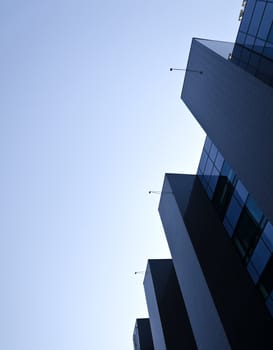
0;1;240;349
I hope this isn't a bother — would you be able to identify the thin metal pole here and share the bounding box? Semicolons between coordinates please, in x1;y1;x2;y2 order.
170;67;203;74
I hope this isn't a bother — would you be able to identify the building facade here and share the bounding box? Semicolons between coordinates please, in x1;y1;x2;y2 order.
134;1;273;348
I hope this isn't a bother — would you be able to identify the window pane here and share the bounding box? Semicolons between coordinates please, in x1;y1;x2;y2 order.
267;22;273;43
262;222;273;251
246;196;264;225
209;143;217;162
234;180;248;205
245;34;255;49
249;238;271;277
240;0;256;33
253;38;265;53
236;31;246;45
233;207;262;259
198;150;208;173
204;137;212;153
258;5;273;40
215;151;224;171
248;3;266;36
225;196;243;229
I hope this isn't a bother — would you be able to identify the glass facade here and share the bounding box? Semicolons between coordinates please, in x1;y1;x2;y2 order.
198;136;273;317
231;0;273;87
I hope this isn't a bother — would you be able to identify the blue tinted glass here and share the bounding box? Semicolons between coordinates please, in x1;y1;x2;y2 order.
225;196;243;229
267;22;273;43
236;31;246;45
221;161;236;183
240;0;256;33
198;151;208;173
254;38;265;53
209;167;219;194
204;137;212;153
246;196;264;224
234;180;248;205
245;34;255;49
247;261;260;284
248;3;266;36
262;222;273;251
249;238;271;277
204;157;213;176
215;152;224;171
209;144;217;162
258;5;273;40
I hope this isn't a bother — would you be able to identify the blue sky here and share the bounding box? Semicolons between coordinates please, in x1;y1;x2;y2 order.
0;1;240;349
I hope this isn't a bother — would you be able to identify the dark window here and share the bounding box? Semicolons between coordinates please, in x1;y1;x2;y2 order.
248;51;261;69
233;204;264;263
212;162;236;220
258;255;273;299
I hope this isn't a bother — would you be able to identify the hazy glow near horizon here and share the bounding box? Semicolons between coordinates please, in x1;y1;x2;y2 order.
0;1;240;349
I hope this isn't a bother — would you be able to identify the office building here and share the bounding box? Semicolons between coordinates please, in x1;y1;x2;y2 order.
134;1;273;349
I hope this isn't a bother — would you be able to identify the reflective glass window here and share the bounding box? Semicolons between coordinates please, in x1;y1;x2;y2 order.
236;31;246;45
248;3;266;36
213;179;235;220
204;157;213;176
204;137;212;153
262;222;273;250
225;196;243;230
234;180;248;205
248;237;271;278
240;0;256;33
209;144;217;162
233;206;263;261
198;150;208;173
208;167;219;194
246;196;264;225
253;38;265;53
258;5;273;40
215;152;224;171
267;22;273;43
221;161;236;183
245;34;255;49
